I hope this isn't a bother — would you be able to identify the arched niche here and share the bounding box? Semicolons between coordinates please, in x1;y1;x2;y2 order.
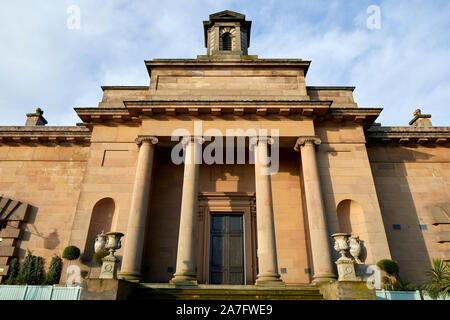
336;199;366;236
83;198;117;261
336;199;369;263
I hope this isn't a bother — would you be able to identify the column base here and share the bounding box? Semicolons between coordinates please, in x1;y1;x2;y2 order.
170;272;198;287
117;271;143;283
255;272;285;287
312;272;337;284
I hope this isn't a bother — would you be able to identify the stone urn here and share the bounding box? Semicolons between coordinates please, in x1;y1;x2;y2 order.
349;234;363;264
331;233;358;281
94;231;107;253
99;232;124;279
105;232;123;254
332;233;351;261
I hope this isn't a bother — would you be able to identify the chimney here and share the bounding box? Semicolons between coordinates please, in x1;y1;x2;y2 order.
25;108;48;126
409;109;432;127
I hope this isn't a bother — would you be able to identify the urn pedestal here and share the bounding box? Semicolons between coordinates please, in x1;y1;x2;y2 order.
100;254;118;279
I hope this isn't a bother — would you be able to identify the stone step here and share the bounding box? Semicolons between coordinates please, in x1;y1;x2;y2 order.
131;284;324;300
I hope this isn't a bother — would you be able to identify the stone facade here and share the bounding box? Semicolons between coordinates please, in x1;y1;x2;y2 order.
0;11;448;288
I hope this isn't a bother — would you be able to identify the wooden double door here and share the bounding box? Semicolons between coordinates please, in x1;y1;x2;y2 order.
209;214;245;284
197;192;257;285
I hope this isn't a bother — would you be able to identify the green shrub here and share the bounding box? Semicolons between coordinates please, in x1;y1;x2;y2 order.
382;274;418;291
92;250;109;265
393;277;418;291
423;258;450;299
377;259;399;275
16;250;44;285
62;246;80;261
5;257;19;285
43;255;62;285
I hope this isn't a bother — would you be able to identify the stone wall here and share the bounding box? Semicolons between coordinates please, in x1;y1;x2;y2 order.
67;125;141;278
315;122;392;269
0;143;89;271
148;66;309;100
367;143;450;284
306;87;357;108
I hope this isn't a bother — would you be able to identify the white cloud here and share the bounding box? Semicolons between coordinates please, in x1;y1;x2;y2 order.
0;1;449;126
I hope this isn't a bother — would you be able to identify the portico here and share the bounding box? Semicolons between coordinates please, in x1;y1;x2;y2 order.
117;132;337;285
69;10;392;288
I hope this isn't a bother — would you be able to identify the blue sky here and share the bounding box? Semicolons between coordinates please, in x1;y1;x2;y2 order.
0;0;449;126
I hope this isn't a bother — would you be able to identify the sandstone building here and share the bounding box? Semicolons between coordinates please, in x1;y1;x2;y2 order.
0;11;449;289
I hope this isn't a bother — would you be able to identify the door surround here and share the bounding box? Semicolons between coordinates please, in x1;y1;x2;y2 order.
197;192;257;284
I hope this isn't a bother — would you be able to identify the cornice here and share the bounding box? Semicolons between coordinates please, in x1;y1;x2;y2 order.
73;105;382;128
365;126;450;144
0;126;91;145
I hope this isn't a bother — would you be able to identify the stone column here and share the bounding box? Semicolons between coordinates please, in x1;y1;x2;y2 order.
294;137;336;283
251;137;284;286
119;136;158;281
171;137;204;286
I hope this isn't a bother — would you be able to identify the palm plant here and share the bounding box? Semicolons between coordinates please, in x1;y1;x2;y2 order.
423;258;450;299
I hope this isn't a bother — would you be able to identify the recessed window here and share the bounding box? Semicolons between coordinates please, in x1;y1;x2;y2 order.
419;224;428;230
393;224;402;230
304;268;311;274
221;33;232;51
280;268;287;274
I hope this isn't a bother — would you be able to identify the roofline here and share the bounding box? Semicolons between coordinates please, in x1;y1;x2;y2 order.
307;86;355;92
101;86;149;91
365;126;450;144
145;59;311;76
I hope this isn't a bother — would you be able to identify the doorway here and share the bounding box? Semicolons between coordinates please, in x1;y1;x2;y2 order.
209;214;244;284
196;192;257;285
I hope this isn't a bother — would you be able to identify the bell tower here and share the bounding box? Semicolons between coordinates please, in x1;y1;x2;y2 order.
202;10;253;59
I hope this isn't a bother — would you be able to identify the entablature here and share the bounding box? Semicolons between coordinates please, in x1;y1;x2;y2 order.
74;103;382;133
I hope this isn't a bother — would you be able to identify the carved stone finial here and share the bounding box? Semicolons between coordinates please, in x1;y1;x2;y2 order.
25;108;48;126
409;109;432;127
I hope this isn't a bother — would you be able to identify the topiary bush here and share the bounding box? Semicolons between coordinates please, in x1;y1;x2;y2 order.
377;259;399;275
92;250;109;265
43;255;62;285
62;246;81;261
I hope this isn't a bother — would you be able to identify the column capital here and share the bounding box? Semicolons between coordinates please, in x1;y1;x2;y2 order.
249;136;275;151
135;136;159;146
181;136;205;146
293;136;321;151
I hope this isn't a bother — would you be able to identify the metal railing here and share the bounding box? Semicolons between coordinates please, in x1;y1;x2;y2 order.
0;285;81;300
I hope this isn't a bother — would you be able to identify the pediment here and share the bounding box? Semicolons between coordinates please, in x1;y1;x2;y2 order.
210;10;245;20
